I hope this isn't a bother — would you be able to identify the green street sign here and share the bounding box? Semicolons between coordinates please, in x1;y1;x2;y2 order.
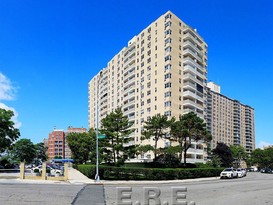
98;134;106;139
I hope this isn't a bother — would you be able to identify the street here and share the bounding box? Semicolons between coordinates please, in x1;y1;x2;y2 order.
104;172;273;205
0;172;273;204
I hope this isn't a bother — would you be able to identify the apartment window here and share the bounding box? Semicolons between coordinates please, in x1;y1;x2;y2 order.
165;13;172;20
147;66;151;72
164;91;172;97
164;29;172;36
164;46;172;54
164;21;172;29
164;64;172;72
164;73;172;80
164;101;172;107
155;105;157;110
165;82;172;88
147;74;151;80
155;96;157;101
164;38;172;45
147;90;151;96
147;99;151;104
165;55;172;62
147;82;151;88
147;58;151;64
164;111;172;116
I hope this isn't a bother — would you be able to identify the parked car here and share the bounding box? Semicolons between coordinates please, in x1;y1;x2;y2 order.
260;168;273;174
220;168;238;179
236;168;246;177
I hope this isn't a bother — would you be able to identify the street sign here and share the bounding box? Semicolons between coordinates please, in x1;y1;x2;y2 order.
98;134;106;139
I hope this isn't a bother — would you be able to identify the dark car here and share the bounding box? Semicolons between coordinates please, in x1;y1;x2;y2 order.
260;168;273;174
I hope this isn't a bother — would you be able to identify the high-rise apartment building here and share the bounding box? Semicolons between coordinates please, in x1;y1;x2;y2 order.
88;11;208;163
206;82;255;153
47;126;87;160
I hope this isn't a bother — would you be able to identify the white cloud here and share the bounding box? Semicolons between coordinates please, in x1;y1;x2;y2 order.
0;72;16;101
0;73;21;129
0;102;22;129
257;141;272;149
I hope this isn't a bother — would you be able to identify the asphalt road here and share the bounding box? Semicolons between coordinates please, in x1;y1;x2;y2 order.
104;172;273;205
0;172;273;205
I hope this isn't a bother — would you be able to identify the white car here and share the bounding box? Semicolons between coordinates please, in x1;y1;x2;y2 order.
237;168;247;177
220;168;238;179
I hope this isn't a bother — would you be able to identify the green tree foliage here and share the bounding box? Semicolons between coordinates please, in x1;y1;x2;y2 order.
136;145;154;157
35;142;47;162
12;138;36;164
66;131;94;164
154;153;180;168
251;147;273;169
230;145;248;168
212;142;234;167
101;107;135;165
142;113;172;159
170;112;211;166
0;108;20;152
207;155;222;167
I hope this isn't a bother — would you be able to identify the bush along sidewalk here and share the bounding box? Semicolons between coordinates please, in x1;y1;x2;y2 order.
76;164;223;180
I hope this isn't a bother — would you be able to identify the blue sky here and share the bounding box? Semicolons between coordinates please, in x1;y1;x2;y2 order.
0;0;272;148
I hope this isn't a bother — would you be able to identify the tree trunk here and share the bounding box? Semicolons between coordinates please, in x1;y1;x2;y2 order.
183;149;187;167
179;141;183;162
154;140;158;159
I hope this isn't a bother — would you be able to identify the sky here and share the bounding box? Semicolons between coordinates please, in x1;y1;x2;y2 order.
0;0;272;148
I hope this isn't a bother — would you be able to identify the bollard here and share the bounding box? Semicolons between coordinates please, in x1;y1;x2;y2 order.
20;162;25;179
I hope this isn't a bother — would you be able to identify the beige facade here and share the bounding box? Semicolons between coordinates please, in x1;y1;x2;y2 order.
206;82;255;153
88;11;210;163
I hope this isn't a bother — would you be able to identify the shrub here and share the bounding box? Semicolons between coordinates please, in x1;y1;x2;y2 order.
77;164;223;180
154;154;180;168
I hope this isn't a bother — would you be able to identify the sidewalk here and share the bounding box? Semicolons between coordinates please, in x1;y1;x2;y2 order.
68;167;96;184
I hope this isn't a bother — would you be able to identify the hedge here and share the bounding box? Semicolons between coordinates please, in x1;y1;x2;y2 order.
77;164;223;180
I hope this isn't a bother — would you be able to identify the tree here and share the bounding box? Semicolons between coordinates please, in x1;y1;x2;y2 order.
101;107;135;164
230;145;248;168
142;113;173;159
12;139;36;164
66;131;94;164
34;142;47;163
0;108;20;152
170;112;211;166
212;142;233;167
251;147;273;169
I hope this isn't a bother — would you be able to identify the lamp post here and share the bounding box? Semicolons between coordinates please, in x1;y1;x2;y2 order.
95;71;102;182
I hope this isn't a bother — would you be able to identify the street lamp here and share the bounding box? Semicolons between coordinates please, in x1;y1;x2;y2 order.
95;71;102;182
